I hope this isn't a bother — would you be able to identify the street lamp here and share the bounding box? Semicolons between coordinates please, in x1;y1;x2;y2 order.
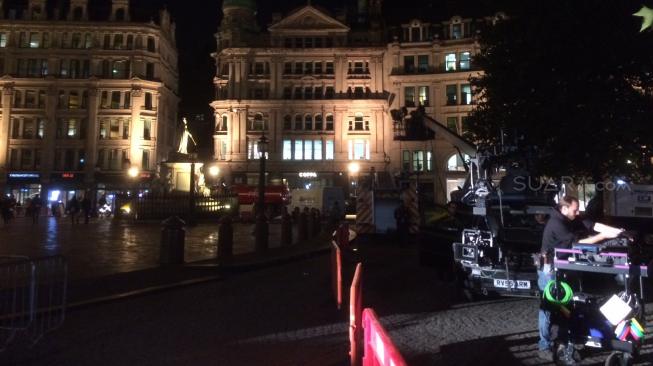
348;162;360;198
255;134;269;252
208;166;220;177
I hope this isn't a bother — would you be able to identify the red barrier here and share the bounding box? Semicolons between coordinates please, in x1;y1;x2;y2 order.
336;223;350;248
362;308;408;366
331;241;342;310
349;263;363;366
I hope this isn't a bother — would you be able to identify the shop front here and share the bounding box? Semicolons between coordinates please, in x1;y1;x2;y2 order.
5;172;42;205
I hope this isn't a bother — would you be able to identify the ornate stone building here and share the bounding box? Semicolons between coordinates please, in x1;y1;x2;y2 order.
0;0;178;203
211;0;492;203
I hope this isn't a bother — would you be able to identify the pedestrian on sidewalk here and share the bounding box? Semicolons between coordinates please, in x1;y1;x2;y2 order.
1;196;12;226
29;194;43;224
394;202;409;241
81;195;92;224
67;195;80;224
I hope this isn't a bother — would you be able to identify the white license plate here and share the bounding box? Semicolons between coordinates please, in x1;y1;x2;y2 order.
493;279;531;289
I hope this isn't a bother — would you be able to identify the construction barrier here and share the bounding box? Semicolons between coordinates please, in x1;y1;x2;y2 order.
331;241;342;310
356;188;375;234
362;308;408;366
401;182;419;234
0;255;68;352
349;263;363;366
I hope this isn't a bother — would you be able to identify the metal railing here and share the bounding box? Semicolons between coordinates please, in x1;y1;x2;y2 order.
0;255;68;352
115;193;239;220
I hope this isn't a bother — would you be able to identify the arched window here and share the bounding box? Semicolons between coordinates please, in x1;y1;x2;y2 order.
222;115;228;131
314;114;323;130
447;153;469;172
294;114;302;130
251;113;266;131
325;114;334;130
304;114;312;130
283;115;292;130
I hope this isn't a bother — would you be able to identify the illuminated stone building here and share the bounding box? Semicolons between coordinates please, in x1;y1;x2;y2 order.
212;0;494;203
0;0;178;202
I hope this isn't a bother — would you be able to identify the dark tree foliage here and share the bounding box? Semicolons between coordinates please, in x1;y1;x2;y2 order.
466;1;653;181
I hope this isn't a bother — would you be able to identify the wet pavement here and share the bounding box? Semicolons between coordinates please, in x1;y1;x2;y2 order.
3;239;653;366
0;216;290;280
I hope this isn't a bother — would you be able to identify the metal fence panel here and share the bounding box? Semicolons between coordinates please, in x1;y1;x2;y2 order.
0;256;67;352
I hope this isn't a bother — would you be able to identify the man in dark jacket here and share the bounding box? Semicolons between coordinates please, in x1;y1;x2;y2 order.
537;196;620;361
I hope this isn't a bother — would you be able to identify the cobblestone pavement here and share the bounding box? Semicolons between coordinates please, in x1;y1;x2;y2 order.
2;237;653;366
0;216;289;280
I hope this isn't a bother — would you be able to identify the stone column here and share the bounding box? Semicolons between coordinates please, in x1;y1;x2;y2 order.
228;62;235;99
84;87;99;185
239;57;248;100
42;84;58;178
334;108;348;160
0;84;13;191
373;56;383;93
239;108;247;157
335;56;345;93
130;88;144;168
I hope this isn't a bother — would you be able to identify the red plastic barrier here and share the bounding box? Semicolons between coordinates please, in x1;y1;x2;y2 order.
349;263;363;366
331;241;342;310
362;308;408;366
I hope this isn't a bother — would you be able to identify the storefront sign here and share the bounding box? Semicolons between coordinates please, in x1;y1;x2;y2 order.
299;172;318;178
8;173;40;179
62;173;75;179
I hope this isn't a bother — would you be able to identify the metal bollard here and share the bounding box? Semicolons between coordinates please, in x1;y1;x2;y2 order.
281;212;293;246
218;215;234;259
313;210;321;236
298;211;308;241
307;210;316;238
160;216;186;265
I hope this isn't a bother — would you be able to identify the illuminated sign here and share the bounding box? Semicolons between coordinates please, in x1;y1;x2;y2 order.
299;172;317;178
62;173;75;178
8;173;40;179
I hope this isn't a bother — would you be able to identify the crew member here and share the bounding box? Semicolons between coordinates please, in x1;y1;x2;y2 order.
537;196;620;361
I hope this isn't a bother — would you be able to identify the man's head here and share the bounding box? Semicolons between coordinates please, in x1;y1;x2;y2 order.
447;202;458;215
558;196;580;220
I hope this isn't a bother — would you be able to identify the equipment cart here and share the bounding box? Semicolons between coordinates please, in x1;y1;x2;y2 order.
547;242;650;366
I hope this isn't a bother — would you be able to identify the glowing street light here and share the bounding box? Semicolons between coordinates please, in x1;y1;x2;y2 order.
348;162;360;174
209;166;220;177
128;166;139;178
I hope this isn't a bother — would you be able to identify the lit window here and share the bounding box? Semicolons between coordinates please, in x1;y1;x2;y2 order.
445;53;456;71
29;33;40;48
283;140;292;160
294;140;303;160
0;33;7;48
413;151;424;171
461;84;472;105
459;52;471;70
304;140;313;160
314;140;322;160
447;154;469;171
418;86;429;106
325;140;334;160
348;139;369;160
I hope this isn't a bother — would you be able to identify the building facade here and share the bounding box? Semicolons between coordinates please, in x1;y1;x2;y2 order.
0;0;178;204
211;1;494;203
